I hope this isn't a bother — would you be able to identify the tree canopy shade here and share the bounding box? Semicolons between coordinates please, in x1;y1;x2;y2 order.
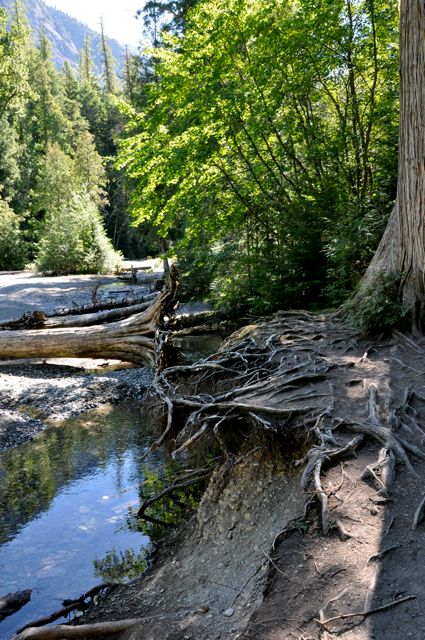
357;0;425;330
121;0;399;313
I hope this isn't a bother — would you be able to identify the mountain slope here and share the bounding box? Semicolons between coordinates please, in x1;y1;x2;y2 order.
0;0;126;75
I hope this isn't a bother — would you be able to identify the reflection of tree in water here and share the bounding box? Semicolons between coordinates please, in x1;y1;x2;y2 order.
92;462;205;584
127;463;209;541
0;402;142;545
93;547;148;582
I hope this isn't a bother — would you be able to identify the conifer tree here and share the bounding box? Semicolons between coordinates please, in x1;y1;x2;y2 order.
100;18;118;95
79;37;96;85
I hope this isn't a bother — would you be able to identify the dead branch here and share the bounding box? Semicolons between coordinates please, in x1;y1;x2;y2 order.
315;595;416;631
16;584;112;633
318;589;348;640
137;469;214;519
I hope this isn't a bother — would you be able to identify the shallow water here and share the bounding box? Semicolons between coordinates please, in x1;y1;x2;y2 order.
0;401;156;639
174;333;224;363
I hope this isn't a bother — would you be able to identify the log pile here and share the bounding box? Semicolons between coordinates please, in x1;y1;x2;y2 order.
0;269;177;367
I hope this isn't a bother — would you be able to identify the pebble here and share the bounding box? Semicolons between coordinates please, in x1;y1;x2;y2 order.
195;605;210;614
223;608;235;617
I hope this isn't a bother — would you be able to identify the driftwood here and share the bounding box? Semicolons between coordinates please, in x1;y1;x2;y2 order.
44;300;152;328
15;618;145;639
0;269;177;366
16;584;112;634
0;590;31;622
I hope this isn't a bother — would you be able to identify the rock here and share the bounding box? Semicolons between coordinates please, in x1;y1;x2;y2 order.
223;607;235;617
195;605;210;614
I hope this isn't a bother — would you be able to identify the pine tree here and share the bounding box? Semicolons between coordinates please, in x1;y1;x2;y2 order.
79;37;96;85
35;143;120;275
123;46;138;104
100;18;118;95
0;194;27;270
31;31;70;149
73;129;107;206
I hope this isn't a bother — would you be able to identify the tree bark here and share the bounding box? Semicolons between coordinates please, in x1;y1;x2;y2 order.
359;0;425;326
44;299;152;328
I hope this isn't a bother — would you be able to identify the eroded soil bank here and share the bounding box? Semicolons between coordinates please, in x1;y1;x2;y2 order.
76;313;425;640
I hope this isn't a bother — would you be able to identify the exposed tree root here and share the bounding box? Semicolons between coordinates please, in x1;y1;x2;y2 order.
34;309;425;639
412;494;425;529
142;310;425;538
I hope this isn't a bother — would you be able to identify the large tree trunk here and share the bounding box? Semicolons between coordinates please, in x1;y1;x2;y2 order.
0;273;176;367
359;0;425;325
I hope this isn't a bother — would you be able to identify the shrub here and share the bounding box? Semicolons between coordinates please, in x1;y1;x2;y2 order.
36;192;122;275
349;273;409;335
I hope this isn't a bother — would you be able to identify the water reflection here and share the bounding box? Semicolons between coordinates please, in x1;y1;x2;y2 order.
0;401;156;639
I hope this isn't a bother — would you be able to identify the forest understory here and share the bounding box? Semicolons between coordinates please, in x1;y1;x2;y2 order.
30;309;425;640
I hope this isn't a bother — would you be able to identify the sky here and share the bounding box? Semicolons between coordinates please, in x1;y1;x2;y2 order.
43;0;145;49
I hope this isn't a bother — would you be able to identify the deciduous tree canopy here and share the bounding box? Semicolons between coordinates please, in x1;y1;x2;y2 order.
123;0;399;314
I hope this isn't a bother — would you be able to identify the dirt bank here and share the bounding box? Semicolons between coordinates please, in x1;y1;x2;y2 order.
73;313;425;640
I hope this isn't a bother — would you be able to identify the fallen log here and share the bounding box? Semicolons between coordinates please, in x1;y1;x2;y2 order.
0;269;177;366
44;300;152;328
0;590;31;622
0;295;158;330
48;292;157;318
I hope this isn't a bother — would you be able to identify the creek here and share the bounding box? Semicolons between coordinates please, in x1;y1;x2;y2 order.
0;332;223;639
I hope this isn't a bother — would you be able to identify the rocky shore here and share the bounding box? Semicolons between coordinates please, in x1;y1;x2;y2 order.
0;263;160;452
0;361;153;451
